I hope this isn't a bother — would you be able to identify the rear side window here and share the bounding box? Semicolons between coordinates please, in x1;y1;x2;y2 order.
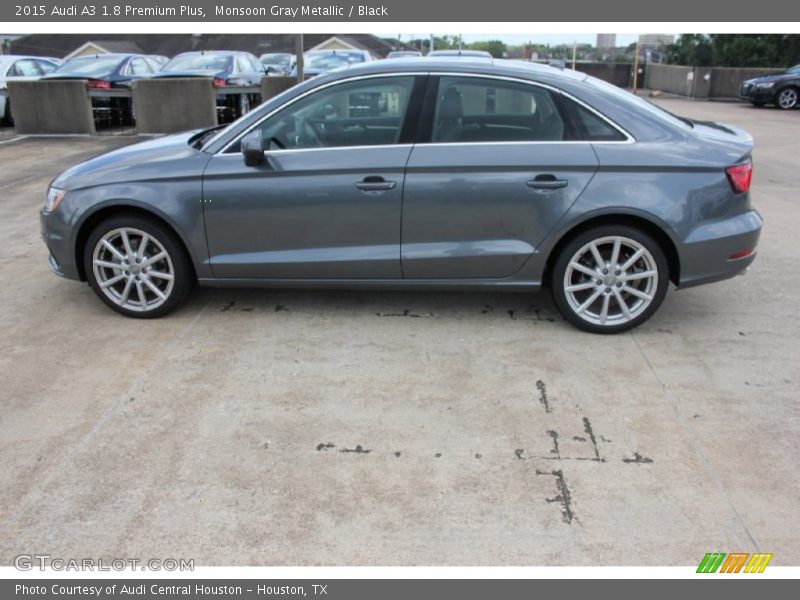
567;99;626;141
431;76;566;143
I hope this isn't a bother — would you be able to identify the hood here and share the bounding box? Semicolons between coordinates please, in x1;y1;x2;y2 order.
745;72;795;84
52;130;212;191
152;70;225;79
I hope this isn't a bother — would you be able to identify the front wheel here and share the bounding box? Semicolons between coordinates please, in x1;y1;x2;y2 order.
551;226;670;334
83;214;193;318
775;87;798;110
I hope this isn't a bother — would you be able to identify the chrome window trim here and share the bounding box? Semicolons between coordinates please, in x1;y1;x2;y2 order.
213;70;635;155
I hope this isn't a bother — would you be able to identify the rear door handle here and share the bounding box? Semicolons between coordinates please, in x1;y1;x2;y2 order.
527;175;568;191
355;177;397;192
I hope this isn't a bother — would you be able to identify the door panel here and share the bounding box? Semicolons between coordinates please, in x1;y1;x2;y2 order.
202;146;411;279
401;143;598;278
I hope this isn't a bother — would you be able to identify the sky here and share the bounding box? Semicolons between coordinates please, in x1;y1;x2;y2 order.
404;34;641;46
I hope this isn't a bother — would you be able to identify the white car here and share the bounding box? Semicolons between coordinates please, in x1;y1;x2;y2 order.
0;55;62;125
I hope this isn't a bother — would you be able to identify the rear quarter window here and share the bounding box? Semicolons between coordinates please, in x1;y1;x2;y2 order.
566;99;627;141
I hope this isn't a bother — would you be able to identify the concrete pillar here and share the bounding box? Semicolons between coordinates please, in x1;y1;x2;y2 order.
7;80;95;134
261;77;297;102
133;78;217;134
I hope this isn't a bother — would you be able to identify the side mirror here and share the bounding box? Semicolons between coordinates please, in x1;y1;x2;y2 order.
241;131;265;167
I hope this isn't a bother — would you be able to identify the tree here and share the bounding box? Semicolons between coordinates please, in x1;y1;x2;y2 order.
467;39;507;58
666;34;800;67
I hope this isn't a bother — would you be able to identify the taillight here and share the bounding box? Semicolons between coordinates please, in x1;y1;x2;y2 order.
213;78;227;88
726;160;752;194
87;79;111;90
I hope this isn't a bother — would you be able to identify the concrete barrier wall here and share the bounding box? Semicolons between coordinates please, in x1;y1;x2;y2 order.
646;64;787;98
573;63;633;87
7;80;95;134
709;67;784;98
261;76;297;102
645;64;696;96
133;78;217;134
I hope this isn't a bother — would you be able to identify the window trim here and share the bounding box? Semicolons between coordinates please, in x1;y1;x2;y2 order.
214;71;634;155
218;72;425;155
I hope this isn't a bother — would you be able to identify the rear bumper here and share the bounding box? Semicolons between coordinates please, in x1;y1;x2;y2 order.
677;209;763;288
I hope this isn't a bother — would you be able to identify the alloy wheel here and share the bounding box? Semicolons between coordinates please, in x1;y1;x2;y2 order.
777;88;798;109
562;235;659;327
92;227;175;312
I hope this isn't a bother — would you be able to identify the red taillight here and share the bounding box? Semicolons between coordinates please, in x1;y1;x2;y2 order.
213;78;227;88
728;248;755;260
87;79;111;90
726;160;752;194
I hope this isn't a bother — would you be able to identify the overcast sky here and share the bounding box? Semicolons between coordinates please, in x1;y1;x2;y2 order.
407;34;641;46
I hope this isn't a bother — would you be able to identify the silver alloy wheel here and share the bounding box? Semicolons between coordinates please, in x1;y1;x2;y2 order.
778;88;798;109
92;227;175;312
563;235;659;327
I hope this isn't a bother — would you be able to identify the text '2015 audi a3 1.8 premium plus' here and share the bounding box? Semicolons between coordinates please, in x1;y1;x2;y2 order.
41;58;762;333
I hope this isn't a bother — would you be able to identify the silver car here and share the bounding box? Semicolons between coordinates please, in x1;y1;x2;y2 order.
40;59;762;333
0;55;61;125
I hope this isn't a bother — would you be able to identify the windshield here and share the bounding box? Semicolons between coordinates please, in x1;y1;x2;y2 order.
305;52;365;70
164;54;231;72
54;56;123;76
261;55;291;66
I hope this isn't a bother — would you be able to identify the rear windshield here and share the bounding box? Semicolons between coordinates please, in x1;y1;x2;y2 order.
164;54;232;72
585;76;692;130
55;57;123;76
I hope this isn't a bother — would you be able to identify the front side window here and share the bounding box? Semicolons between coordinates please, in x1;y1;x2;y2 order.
244;76;415;151
431;76;566;143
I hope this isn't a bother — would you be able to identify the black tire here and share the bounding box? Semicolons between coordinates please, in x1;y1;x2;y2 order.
1;98;13;127
83;213;193;318
550;225;670;334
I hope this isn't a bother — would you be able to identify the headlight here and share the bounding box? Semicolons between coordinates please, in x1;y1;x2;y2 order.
43;187;66;214
755;81;776;88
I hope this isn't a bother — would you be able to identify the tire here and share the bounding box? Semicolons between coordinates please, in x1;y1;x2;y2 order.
83;214;193;318
1;98;13;127
550;225;670;334
775;86;798;110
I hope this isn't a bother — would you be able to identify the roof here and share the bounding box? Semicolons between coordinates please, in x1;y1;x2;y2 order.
9;34;415;60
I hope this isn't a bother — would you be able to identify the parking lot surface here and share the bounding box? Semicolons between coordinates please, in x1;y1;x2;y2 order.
0;99;797;566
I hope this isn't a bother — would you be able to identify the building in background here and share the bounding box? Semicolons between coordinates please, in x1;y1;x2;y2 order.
637;34;675;49
10;33;415;61
596;34;616;49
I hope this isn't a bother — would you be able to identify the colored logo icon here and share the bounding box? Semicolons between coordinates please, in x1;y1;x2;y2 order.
697;552;773;573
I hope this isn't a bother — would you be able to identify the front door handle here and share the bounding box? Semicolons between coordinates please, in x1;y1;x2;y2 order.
355;177;397;192
527;175;568;191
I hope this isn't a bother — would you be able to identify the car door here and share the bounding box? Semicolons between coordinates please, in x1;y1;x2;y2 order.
401;75;600;279
202;74;424;279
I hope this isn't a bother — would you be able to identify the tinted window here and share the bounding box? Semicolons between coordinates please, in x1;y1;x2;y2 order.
128;58;150;75
431;76;565;143
568;99;626;141
10;59;42;77
55;56;123;76
245;76;414;151
163;54;231;72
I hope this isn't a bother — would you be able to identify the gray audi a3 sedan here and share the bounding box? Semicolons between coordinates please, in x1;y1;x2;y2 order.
40;58;762;333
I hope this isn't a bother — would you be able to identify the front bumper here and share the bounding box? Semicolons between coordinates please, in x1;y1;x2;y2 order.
40;207;82;281
678;209;763;288
738;82;775;103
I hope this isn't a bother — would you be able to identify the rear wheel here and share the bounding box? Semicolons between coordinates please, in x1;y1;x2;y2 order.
83;214;193;318
776;87;798;110
551;225;670;334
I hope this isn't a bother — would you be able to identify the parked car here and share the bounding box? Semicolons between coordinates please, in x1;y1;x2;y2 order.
41;54;160;125
386;50;423;59
427;49;493;59
739;64;800;109
292;50;373;77
40;59;762;333
147;55;169;68
0;55;62;125
154;51;266;117
259;53;295;76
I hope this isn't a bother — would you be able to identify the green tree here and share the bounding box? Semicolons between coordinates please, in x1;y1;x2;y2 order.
467;39;507;58
666;34;800;67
